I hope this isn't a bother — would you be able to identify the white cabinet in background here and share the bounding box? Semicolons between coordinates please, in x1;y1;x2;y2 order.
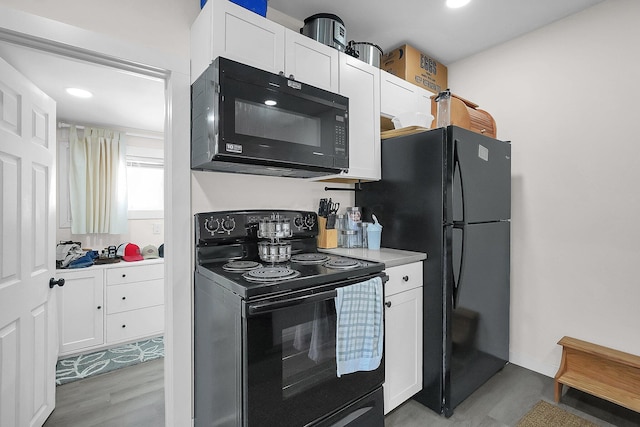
105;263;165;345
333;53;381;181
380;70;434;120
55;260;164;357
191;0;339;92
384;261;423;415
56;269;104;355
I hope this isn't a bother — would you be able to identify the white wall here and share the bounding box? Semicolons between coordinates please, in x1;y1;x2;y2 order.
448;0;640;376
0;0;199;59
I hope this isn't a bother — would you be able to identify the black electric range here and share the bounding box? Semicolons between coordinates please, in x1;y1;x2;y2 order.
195;210;385;300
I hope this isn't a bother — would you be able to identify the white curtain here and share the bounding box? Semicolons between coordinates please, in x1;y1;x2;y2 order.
69;125;128;234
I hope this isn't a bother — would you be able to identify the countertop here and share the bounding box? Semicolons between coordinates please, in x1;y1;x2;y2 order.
318;247;426;268
56;257;164;272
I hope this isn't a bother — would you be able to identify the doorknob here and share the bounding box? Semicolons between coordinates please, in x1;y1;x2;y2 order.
49;278;65;288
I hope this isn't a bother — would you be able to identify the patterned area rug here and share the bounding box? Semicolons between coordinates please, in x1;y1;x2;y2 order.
517;401;599;427
56;336;164;385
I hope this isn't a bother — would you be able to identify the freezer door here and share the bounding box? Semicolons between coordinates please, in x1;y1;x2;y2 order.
449;127;511;224
443;220;510;415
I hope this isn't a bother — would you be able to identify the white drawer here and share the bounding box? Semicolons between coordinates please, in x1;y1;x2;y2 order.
106;263;164;285
106;305;164;343
106;279;164;314
385;262;423;297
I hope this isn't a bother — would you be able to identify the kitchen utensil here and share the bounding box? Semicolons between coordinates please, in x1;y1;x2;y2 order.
258;217;292;239
300;13;346;51
347;41;383;67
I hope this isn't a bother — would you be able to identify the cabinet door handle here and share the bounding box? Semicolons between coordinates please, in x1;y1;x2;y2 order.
122;325;126;328
122;296;126;300
97;306;102;310
385;301;392;308
122;274;126;278
402;276;409;282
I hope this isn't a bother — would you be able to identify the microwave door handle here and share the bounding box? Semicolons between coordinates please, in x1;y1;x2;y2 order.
247;289;337;316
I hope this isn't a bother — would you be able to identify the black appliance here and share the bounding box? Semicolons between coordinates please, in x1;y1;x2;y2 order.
357;126;511;417
194;210;387;427
191;57;349;178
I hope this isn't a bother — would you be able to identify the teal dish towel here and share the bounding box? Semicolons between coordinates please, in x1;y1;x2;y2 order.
335;277;384;377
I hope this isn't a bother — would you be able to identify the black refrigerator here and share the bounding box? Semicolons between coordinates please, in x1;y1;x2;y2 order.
357;126;510;417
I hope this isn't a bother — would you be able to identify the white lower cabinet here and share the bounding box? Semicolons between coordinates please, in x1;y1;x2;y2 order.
56;269;104;355
384;262;423;414
56;261;164;357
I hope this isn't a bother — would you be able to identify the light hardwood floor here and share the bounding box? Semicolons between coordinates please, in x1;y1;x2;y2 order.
44;360;640;426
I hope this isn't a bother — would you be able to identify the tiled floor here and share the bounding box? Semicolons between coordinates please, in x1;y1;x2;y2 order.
44;360;640;426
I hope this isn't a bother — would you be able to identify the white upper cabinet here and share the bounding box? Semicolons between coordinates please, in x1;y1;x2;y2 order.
335;53;381;181
191;0;338;92
284;29;339;92
191;0;285;82
380;70;433;119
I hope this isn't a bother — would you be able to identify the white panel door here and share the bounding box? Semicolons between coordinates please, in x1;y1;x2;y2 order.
0;56;57;427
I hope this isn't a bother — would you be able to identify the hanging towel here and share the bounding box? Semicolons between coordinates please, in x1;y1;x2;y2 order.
335;276;384;377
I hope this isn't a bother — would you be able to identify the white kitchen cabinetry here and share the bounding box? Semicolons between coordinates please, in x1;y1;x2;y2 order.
56;269;104;355
55;260;164;357
331;53;381;181
384;261;423;414
380;70;434;120
105;264;165;344
191;0;339;92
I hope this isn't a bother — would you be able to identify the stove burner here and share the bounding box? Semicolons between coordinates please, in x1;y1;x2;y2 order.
222;260;262;272
290;253;330;264
243;266;301;283
324;257;363;270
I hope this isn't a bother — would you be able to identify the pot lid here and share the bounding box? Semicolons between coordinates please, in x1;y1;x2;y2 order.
303;13;344;25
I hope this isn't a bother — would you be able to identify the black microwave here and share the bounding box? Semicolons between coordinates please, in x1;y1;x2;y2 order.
191;57;349;178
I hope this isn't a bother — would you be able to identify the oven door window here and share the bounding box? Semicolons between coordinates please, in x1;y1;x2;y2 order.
221;78;344;168
246;297;383;426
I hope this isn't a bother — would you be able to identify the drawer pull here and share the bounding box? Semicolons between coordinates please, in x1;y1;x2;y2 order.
402;276;409;282
122;274;126;278
122;325;126;328
122;296;126;300
385;301;392;308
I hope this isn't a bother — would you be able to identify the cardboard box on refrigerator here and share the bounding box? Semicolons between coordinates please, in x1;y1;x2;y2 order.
382;44;448;95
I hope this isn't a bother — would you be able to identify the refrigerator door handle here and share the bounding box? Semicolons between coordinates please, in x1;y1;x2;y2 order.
452;223;465;308
453;139;465;224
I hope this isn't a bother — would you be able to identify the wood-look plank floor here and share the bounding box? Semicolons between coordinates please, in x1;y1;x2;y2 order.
43;359;640;426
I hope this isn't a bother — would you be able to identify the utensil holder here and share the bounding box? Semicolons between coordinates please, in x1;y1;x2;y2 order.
317;217;338;249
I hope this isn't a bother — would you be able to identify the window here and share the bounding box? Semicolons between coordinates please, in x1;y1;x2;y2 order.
126;146;164;219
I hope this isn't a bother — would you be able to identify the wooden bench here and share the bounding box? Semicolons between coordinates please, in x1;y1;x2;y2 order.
554;336;640;412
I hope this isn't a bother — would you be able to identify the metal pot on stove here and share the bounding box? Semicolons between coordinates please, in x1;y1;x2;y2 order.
258;241;292;263
258;217;292;239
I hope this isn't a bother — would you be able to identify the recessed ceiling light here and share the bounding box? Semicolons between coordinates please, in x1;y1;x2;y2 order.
446;0;471;8
65;87;93;98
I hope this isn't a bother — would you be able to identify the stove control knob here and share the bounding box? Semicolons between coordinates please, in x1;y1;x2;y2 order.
222;217;236;232
304;214;316;229
204;217;220;233
293;217;304;228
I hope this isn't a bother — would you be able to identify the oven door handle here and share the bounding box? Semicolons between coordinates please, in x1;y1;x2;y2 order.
247;289;338;316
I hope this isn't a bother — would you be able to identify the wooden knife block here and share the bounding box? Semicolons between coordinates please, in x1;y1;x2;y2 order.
317;217;337;249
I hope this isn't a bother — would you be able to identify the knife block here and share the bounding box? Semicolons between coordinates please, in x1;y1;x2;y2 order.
317;217;337;249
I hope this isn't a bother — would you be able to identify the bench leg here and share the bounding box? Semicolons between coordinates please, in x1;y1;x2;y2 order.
554;380;563;403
